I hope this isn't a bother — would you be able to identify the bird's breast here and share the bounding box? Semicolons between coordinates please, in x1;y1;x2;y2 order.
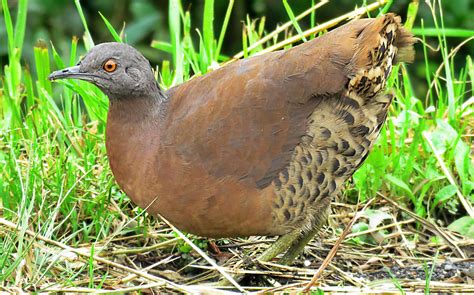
104;110;279;238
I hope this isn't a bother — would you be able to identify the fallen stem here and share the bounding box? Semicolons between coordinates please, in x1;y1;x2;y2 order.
159;215;246;293
303;198;376;292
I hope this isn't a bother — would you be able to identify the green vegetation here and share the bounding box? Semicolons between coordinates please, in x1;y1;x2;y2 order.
0;0;472;292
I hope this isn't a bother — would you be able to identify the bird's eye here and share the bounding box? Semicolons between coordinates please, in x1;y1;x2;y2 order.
103;59;117;73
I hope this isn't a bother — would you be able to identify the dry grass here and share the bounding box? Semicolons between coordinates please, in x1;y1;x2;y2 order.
1;193;472;293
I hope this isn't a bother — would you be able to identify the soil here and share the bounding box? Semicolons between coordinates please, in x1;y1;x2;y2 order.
359;260;474;282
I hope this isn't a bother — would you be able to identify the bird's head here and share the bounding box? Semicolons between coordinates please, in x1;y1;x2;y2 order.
49;42;160;100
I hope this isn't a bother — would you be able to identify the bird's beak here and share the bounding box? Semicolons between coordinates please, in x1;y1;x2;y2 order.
48;65;93;82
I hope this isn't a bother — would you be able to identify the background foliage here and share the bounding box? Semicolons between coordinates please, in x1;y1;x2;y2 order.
1;0;473;83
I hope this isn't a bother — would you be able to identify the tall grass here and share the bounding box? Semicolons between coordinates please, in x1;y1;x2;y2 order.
0;0;472;290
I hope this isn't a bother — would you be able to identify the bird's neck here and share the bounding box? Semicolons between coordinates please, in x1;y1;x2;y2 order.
107;90;168;124
105;92;169;199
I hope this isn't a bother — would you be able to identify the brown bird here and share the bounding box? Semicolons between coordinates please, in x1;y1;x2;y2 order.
49;13;414;264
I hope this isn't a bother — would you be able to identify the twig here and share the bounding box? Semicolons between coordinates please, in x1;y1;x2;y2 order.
325;218;415;242
159;215;246;293
122;256;180;284
303;198;376;292
424;36;474;104
108;237;180;256
377;192;467;258
232;0;329;59
250;0;387;57
39;282;165;294
303;253;365;287
392;213;414;257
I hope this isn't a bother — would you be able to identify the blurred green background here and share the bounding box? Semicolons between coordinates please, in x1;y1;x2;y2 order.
1;0;473;99
1;1;473;62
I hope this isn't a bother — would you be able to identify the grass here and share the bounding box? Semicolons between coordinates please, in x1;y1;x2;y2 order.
1;0;473;292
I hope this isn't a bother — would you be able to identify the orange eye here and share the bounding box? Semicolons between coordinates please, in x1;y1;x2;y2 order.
103;59;117;73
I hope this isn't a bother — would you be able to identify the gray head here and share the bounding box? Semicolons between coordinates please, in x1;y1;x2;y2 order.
49;42;161;100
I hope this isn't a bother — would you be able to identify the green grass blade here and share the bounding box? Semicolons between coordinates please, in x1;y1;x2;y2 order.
215;0;234;60
1;0;21;95
412;28;474;38
203;0;215;63
283;0;307;42
151;40;173;54
379;0;394;15
74;0;94;49
2;0;15;61
13;0;28;51
69;37;79;67
404;0;418;30
169;0;183;84
99;12;123;42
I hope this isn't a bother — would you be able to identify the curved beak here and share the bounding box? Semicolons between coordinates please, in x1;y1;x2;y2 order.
48;65;93;81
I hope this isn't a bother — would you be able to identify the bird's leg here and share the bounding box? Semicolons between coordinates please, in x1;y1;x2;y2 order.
257;230;301;262
217;232;298;287
278;198;332;265
278;226;320;265
218;203;330;286
259;197;332;263
216;231;301;287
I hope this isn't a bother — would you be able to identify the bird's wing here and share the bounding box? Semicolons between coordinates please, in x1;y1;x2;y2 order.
162;16;411;189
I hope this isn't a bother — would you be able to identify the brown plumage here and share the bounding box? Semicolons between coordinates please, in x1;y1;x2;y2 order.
49;13;415;263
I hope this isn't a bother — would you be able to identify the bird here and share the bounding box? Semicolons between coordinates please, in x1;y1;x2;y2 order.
49;13;414;265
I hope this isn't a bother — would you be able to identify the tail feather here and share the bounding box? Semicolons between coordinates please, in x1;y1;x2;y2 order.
394;19;416;64
348;13;415;99
331;14;416;175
